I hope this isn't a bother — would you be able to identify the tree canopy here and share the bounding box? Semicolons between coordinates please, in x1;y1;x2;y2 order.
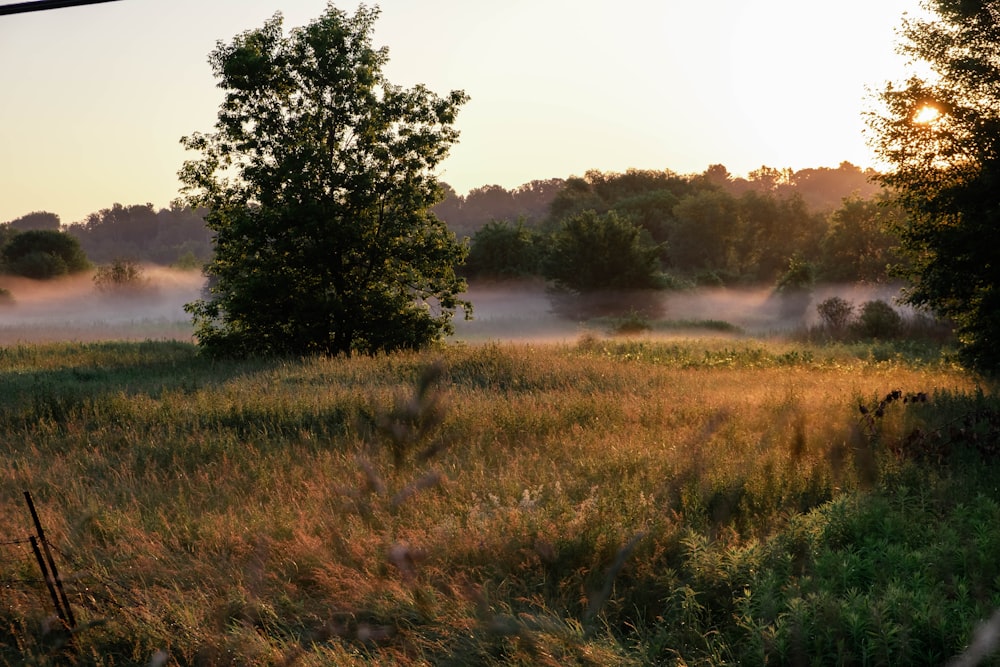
868;0;1000;372
0;229;90;279
179;3;470;357
543;210;662;292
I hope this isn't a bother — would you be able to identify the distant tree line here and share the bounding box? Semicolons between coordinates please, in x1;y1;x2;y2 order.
453;161;900;290
66;203;213;266
0;204;214;282
432;179;566;237
1;161;893;291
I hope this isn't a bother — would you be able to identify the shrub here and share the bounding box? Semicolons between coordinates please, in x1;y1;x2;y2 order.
817;296;854;333
94;259;151;293
694;270;725;287
608;310;652;335
853;299;903;339
171;251;203;271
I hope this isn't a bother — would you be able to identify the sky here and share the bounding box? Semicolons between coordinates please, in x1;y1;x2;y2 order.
0;0;921;225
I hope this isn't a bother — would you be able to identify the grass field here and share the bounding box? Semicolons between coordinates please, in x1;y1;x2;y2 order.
1;335;998;665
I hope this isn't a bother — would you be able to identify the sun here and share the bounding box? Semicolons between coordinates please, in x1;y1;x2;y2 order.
913;104;942;125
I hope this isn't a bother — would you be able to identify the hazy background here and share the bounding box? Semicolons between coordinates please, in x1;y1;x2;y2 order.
1;0;919;224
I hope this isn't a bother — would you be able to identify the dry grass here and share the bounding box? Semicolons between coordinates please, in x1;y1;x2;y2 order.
0;337;988;665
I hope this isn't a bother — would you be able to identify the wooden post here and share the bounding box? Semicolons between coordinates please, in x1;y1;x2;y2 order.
23;491;76;628
29;536;66;625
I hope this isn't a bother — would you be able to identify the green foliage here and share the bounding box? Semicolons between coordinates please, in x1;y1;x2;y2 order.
171;250;202;271
735;191;824;282
607;310;651;335
465;218;543;279
0;224;16;252
819;194;903;283
179;4;470;357
543;210;662;292
869;0;1000;373
853;299;904;339
93;258;150;293
772;256;817;321
669;189;739;273
611;188;678;248
775;254;816;293
0;229;90;279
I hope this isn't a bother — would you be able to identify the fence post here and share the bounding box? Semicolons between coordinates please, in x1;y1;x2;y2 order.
23;491;76;629
28;536;67;626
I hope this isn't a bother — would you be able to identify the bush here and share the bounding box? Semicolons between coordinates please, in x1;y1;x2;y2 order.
608;310;652;335
817;296;854;332
853;299;903;339
94;259;151;293
171;251;203;272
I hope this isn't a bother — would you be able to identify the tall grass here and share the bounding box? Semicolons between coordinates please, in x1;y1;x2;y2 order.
0;338;994;665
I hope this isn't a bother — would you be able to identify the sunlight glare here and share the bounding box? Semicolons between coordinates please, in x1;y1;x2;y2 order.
913;104;942;125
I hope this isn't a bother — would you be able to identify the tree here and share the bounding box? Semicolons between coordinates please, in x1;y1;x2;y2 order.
461;185;519;226
818;194;903;283
178;4;470;357
543;210;662;292
868;0;1000;372
670;189;739;274
466;219;542;280
0;230;90;279
735;191;823;282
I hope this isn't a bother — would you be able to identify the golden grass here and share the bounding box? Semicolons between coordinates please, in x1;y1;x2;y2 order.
0;338;982;664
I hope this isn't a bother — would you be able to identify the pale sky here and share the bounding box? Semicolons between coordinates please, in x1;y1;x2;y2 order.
1;0;919;225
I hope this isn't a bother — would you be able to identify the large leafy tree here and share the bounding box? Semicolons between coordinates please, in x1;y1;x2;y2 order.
868;0;1000;372
466;219;542;280
179;4;470;357
543;210;662;292
1;230;90;279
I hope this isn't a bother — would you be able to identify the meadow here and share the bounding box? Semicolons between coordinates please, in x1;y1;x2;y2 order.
1;332;998;665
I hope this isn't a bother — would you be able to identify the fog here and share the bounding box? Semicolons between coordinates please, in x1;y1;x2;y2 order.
0;267;204;344
453;281;915;343
0;272;913;346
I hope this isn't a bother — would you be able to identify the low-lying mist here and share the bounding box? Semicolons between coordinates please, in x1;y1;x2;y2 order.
0;267;205;344
0;271;913;346
453;280;915;342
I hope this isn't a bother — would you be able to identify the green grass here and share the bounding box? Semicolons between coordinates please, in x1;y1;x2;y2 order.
0;338;996;665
